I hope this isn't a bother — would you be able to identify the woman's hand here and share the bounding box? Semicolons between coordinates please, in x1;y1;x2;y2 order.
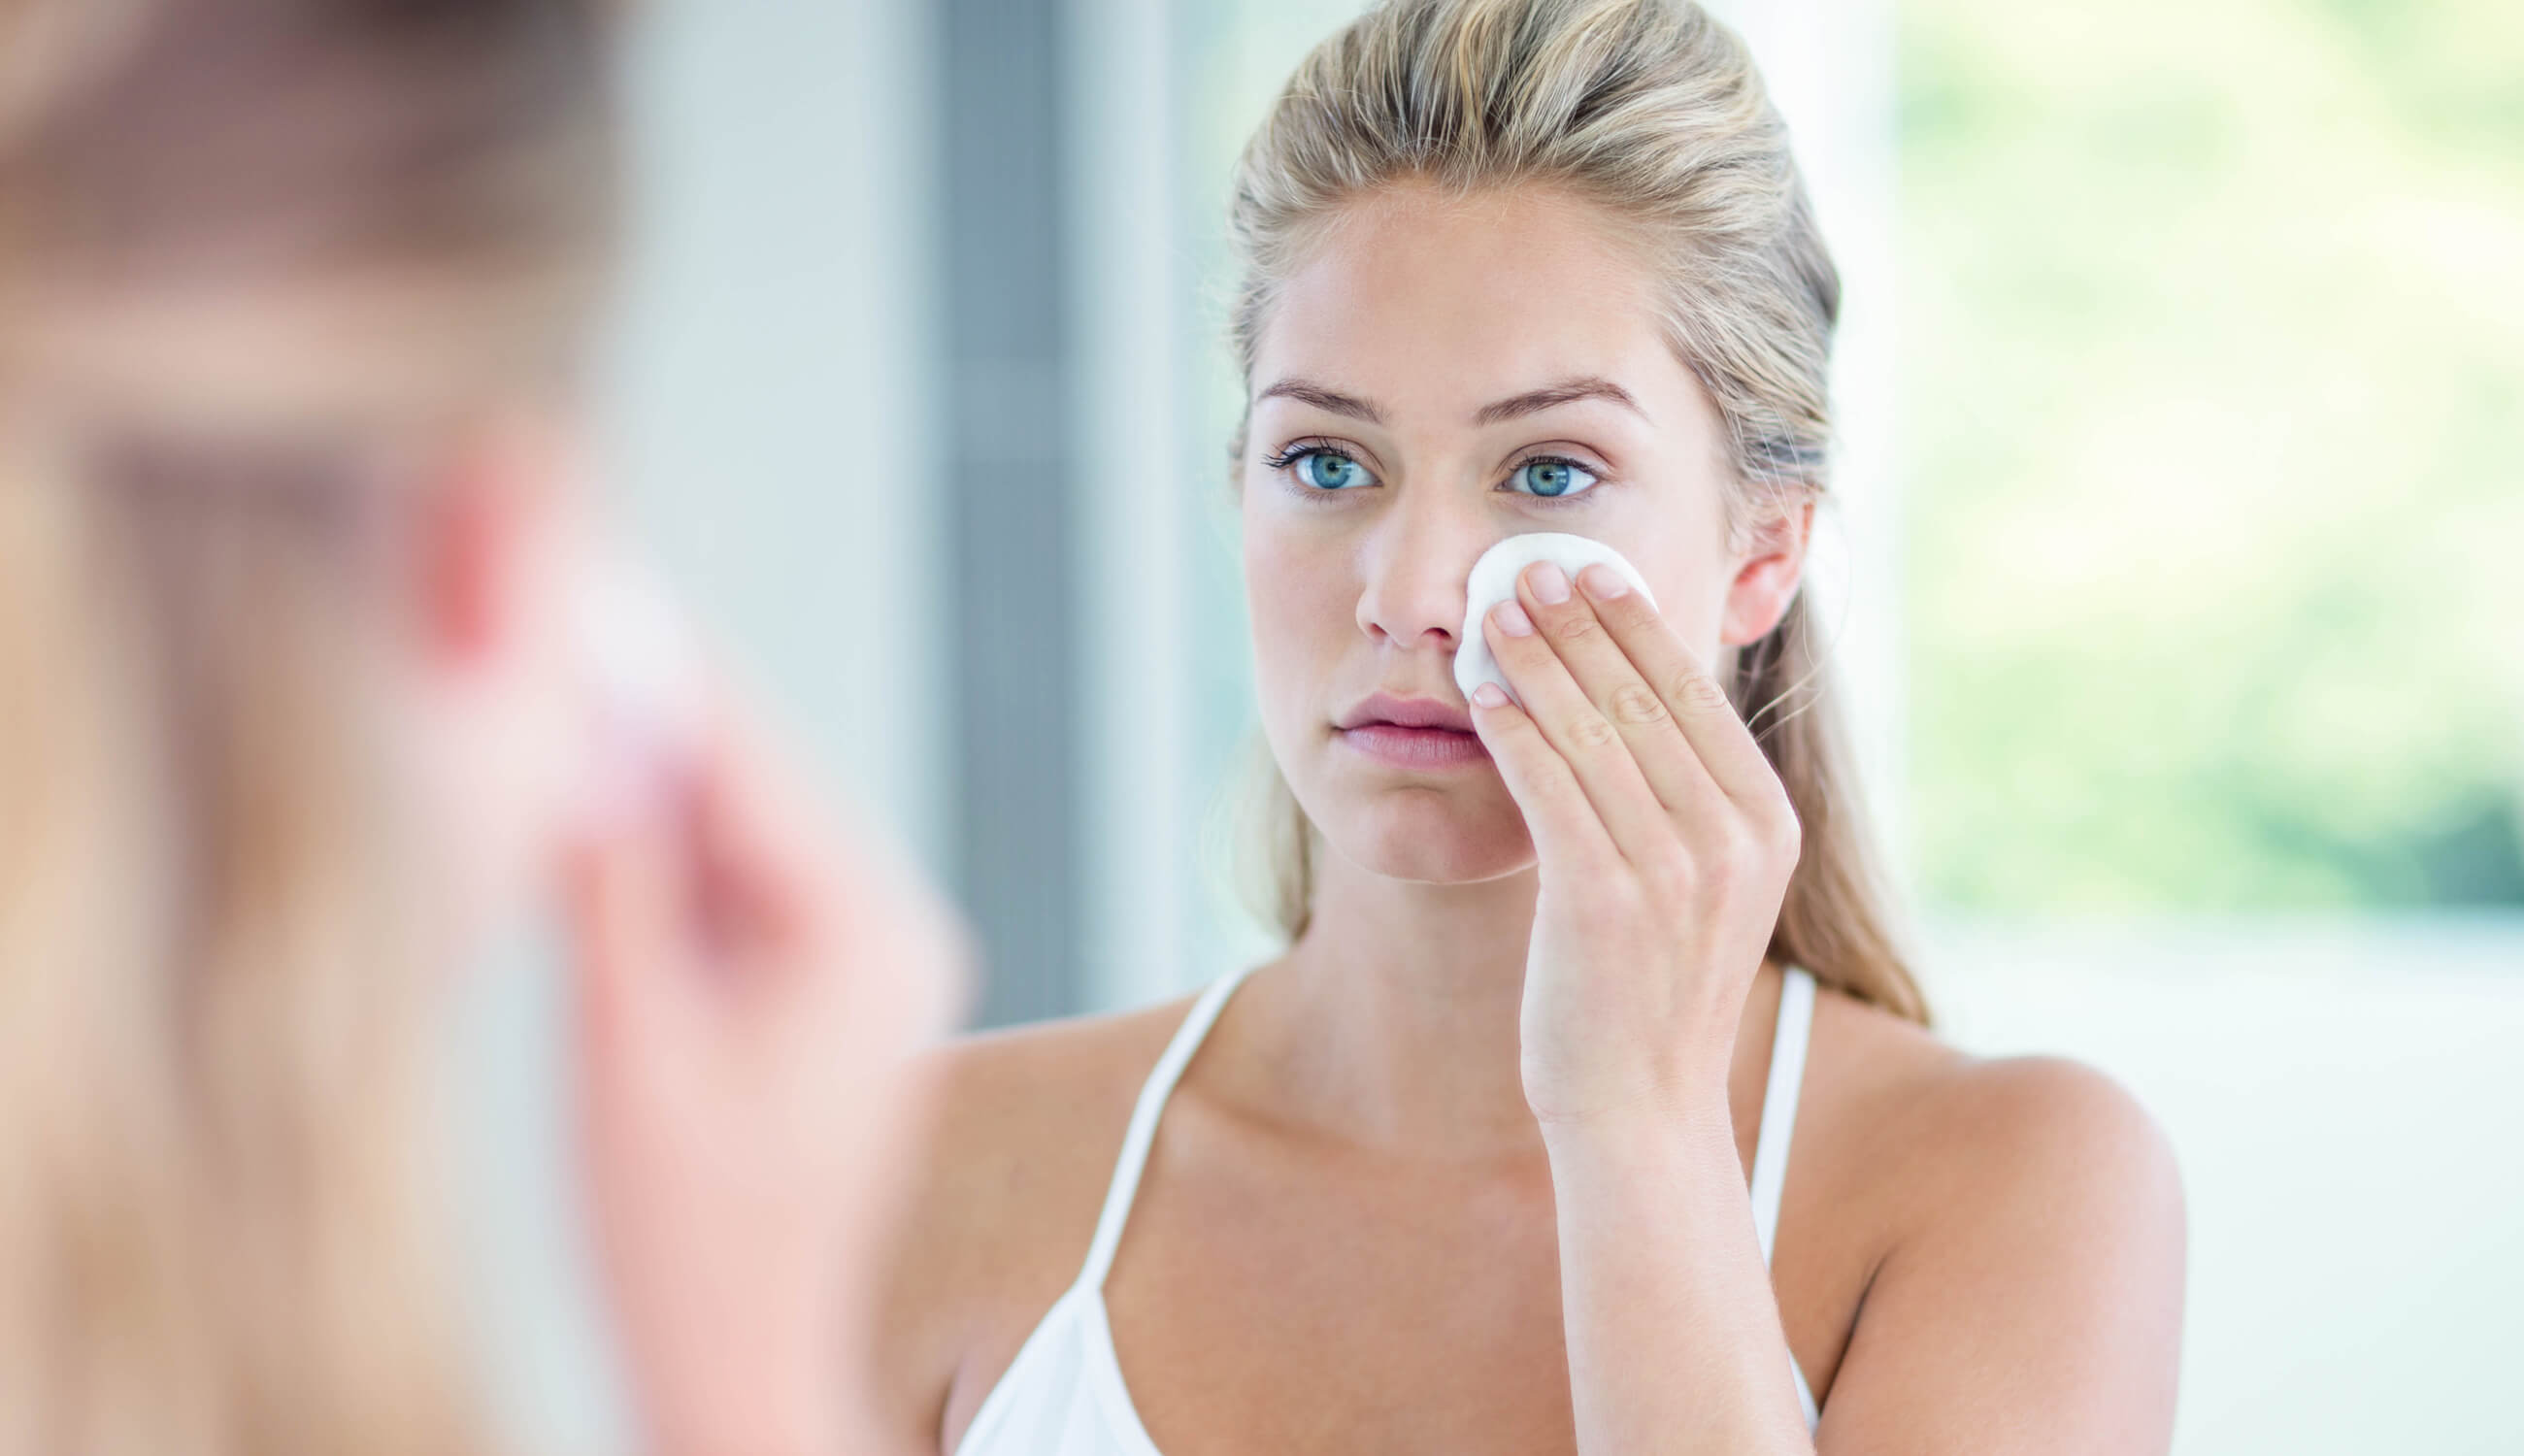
558;678;971;1456
1466;558;1801;1130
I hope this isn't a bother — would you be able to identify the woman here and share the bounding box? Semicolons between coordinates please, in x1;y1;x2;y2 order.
0;3;962;1453
878;1;2184;1451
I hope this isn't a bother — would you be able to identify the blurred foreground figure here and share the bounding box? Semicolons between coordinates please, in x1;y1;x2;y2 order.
0;3;967;1453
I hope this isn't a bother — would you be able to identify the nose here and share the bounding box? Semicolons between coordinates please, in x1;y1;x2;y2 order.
1355;491;1488;657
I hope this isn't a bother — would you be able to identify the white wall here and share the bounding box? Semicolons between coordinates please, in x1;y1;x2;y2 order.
599;0;946;871
1067;0;1200;1014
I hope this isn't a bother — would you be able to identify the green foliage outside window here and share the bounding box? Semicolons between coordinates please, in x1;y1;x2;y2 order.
1901;0;2524;910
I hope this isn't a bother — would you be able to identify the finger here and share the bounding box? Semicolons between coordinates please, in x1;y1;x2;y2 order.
1574;562;1790;816
685;679;839;958
687;664;970;1043
1483;596;1677;864
559;807;691;1060
1465;677;1625;883
1512;559;1728;824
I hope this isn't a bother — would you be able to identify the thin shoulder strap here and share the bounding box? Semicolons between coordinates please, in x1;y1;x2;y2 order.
1073;967;1252;1293
1747;965;1816;1268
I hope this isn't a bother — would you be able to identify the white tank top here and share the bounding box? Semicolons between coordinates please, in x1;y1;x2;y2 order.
952;966;1824;1455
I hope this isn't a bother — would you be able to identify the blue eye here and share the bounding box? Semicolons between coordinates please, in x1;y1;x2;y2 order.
1509;458;1599;499
1293;449;1374;491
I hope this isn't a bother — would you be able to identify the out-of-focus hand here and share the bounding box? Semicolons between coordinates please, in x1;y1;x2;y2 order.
558;680;971;1456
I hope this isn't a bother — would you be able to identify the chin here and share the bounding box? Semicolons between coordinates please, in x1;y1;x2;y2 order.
1309;768;1539;885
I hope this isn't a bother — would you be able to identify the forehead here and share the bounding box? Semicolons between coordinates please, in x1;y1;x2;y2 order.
1250;180;1689;421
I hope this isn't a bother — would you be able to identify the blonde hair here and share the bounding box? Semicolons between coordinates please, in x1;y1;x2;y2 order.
1218;0;1926;1023
0;2;618;1451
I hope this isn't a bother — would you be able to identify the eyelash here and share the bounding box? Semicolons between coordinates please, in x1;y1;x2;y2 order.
1507;453;1603;505
1259;439;1341;473
1261;441;1607;506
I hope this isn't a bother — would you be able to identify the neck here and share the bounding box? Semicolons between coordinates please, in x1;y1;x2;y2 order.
1218;843;1786;1165
1237;844;1548;1156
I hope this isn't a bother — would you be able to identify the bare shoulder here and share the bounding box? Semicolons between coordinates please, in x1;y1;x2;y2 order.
912;997;1194;1237
1788;981;2186;1433
1786;982;2191;1438
868;994;1204;1428
1804;986;2184;1241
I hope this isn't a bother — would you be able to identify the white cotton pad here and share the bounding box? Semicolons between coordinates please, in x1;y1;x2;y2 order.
574;547;704;741
569;545;708;824
1454;532;1656;708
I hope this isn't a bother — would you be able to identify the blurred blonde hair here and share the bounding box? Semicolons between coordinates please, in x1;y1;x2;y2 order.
0;2;617;1452
1217;0;1926;1023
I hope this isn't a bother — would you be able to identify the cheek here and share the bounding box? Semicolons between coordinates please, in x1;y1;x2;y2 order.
1610;497;1737;655
1241;503;1352;700
1644;563;1727;652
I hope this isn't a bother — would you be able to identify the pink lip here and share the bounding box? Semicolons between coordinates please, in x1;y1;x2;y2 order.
1331;690;1489;770
1335;721;1491;770
1334;691;1477;734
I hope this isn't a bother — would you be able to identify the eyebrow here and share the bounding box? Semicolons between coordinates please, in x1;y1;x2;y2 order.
1473;377;1645;426
1254;374;1647;429
1255;379;1385;423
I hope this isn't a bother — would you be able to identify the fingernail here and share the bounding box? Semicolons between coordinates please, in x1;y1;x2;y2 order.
1579;563;1630;599
1493;600;1536;637
1529;561;1571;605
1472;681;1509;708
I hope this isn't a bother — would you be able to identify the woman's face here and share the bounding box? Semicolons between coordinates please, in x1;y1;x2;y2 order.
1240;179;1801;885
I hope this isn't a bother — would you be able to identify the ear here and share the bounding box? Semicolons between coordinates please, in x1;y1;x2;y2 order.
1718;495;1814;647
